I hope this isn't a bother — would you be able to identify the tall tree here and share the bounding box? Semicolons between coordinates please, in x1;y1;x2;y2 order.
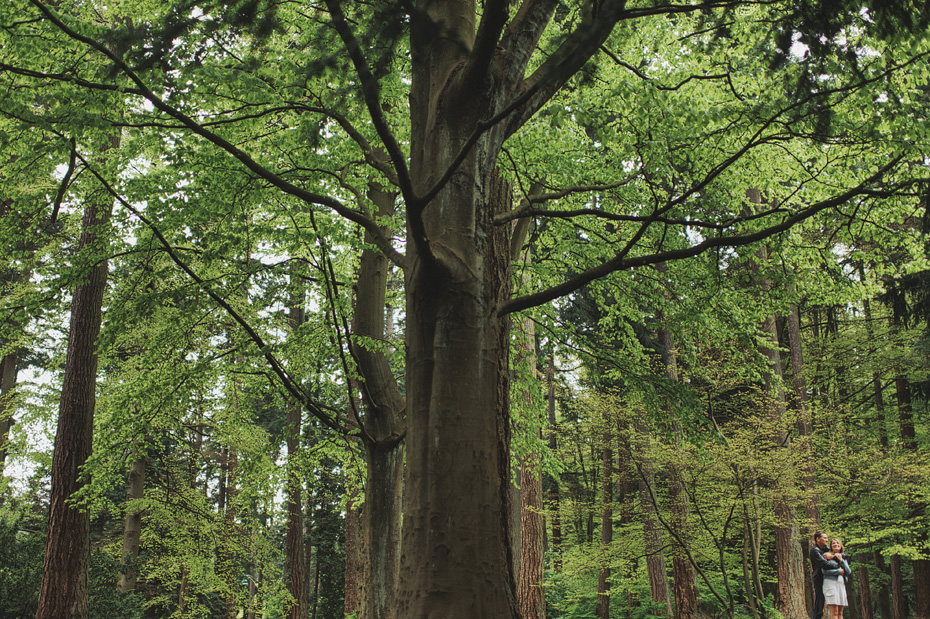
35;135;119;619
6;2;930;616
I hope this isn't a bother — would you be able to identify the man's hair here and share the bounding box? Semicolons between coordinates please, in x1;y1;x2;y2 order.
814;532;827;541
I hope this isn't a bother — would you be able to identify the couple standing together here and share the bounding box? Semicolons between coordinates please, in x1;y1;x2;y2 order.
810;532;852;619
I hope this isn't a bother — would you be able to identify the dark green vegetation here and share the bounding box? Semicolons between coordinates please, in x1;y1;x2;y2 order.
1;1;930;618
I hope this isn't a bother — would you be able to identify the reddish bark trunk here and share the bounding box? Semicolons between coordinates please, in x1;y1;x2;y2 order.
546;357;563;574
856;553;874;619
748;194;806;619
35;182;114;619
286;403;309;619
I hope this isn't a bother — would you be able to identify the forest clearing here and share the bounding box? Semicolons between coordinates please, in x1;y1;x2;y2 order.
1;1;929;618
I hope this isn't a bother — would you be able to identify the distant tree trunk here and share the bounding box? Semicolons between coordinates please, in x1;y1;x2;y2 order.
891;373;930;619
742;519;760;619
286;290;309;619
635;423;671;615
218;446;240;619
118;439;148;592
857;553;874;619
890;555;905;619
656;314;698;619
748;190;806;619
513;212;545;619
35;160;116;619
597;431;613;619
873;550;892;619
786;301;819;530
352;158;405;619
0;350;18;474
344;496;361;617
546;355;563;573
286;400;309;619
518;441;545;619
618;448;638;619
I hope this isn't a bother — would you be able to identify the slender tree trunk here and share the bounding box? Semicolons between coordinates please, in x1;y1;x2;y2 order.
635;423;672;616
0;350;18;474
786;301;819;530
742;519;760;619
890;555;905;619
891;372;930;619
286;289;309;619
857;553;874;619
35;161;116;619
546;355;563;573
344;460;361;618
748;191;806;619
118;440;148;592
350;154;406;619
597;431;613;619
874;550;892;619
515;255;545;619
657;314;698;619
286;400;308;619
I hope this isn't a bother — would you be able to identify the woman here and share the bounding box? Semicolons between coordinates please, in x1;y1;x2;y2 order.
822;538;852;619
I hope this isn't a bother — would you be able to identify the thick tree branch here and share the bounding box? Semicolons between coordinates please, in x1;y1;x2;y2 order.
467;0;511;91
498;155;908;316
498;0;559;88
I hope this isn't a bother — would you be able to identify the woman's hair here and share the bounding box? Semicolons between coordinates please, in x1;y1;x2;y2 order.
831;538;844;553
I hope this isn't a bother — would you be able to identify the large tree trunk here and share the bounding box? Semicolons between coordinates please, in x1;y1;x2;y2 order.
786;301;819;530
400;7;521;604
398;143;517;617
35;178;115;619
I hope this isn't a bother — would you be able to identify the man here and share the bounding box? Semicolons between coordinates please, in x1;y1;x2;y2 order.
810;532;830;619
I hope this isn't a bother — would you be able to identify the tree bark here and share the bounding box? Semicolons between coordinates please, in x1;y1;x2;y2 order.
286;287;309;619
513;224;545;619
118;440;148;592
856;553;874;619
657;315;698;619
546;355;563;573
890;555;905;619
786;301;820;532
636;425;671;616
596;432;613;619
348;149;406;619
749;191;806;619
0;350;18;475
35;177;115;619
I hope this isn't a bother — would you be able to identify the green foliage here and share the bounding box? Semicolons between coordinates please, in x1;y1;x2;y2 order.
0;500;44;619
